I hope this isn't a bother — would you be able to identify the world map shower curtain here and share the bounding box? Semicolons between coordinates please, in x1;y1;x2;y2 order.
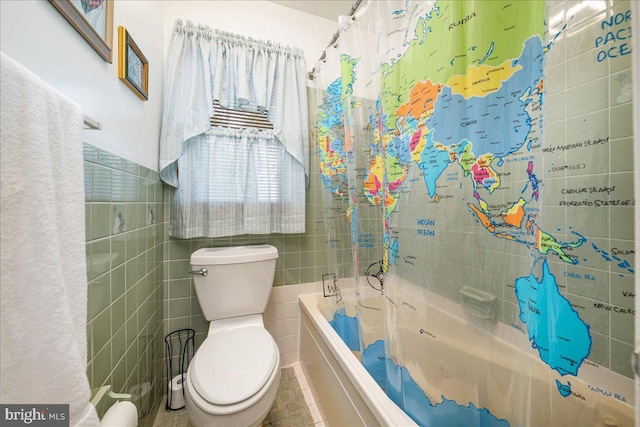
312;1;635;425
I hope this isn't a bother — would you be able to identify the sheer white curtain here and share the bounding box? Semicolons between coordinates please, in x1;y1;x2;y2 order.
159;20;308;238
169;127;305;238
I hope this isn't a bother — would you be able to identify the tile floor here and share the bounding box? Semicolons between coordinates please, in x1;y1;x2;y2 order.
152;365;322;427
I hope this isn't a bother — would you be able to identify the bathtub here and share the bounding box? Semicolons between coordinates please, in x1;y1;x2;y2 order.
298;279;635;427
299;292;415;426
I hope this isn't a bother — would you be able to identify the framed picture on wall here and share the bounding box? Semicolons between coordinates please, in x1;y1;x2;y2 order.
49;0;113;62
118;26;149;101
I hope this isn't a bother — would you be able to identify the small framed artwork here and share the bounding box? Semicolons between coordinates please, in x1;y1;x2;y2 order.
118;26;149;101
49;0;113;62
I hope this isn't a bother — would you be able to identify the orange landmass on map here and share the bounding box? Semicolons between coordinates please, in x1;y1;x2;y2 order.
468;203;495;232
495;233;516;241
501;198;527;227
395;80;443;121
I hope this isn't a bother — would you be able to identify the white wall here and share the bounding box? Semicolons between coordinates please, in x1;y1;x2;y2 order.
163;0;337;82
0;1;164;171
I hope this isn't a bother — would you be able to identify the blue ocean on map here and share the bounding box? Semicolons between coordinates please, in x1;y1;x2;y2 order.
329;312;511;427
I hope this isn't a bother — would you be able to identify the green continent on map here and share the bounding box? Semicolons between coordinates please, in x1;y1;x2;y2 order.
340;54;360;122
515;260;592;376
536;228;585;264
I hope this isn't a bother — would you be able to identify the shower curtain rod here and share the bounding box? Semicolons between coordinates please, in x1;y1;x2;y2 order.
307;0;363;80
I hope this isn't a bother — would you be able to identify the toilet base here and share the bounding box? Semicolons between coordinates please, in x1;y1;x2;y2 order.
185;367;281;427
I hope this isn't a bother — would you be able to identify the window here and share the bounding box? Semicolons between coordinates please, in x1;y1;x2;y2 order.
160;22;309;238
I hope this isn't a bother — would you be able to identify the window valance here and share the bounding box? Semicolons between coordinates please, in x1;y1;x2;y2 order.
159;19;309;188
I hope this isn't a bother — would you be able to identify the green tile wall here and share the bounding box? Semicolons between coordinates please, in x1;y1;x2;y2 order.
84;144;164;427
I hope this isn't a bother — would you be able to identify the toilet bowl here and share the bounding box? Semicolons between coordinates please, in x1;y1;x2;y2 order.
184;315;281;427
185;245;280;427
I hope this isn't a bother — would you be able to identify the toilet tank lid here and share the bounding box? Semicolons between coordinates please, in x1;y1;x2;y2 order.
191;245;278;265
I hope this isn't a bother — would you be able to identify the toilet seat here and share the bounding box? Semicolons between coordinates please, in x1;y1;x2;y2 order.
187;325;280;415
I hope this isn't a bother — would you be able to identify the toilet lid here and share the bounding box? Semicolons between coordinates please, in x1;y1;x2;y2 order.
191;326;278;406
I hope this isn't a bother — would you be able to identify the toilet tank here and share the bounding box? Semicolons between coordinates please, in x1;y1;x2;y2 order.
190;245;278;321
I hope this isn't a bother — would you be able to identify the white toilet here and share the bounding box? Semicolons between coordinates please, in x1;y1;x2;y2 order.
184;245;281;427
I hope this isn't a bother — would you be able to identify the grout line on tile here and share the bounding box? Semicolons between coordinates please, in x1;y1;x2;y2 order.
292;362;323;424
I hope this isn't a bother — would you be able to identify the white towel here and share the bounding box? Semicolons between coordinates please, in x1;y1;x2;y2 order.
0;52;100;426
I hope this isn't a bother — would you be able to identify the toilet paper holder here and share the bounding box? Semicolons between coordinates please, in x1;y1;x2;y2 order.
165;328;195;411
91;385;132;418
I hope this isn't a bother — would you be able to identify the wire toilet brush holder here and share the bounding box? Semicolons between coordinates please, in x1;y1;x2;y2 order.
164;328;195;410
